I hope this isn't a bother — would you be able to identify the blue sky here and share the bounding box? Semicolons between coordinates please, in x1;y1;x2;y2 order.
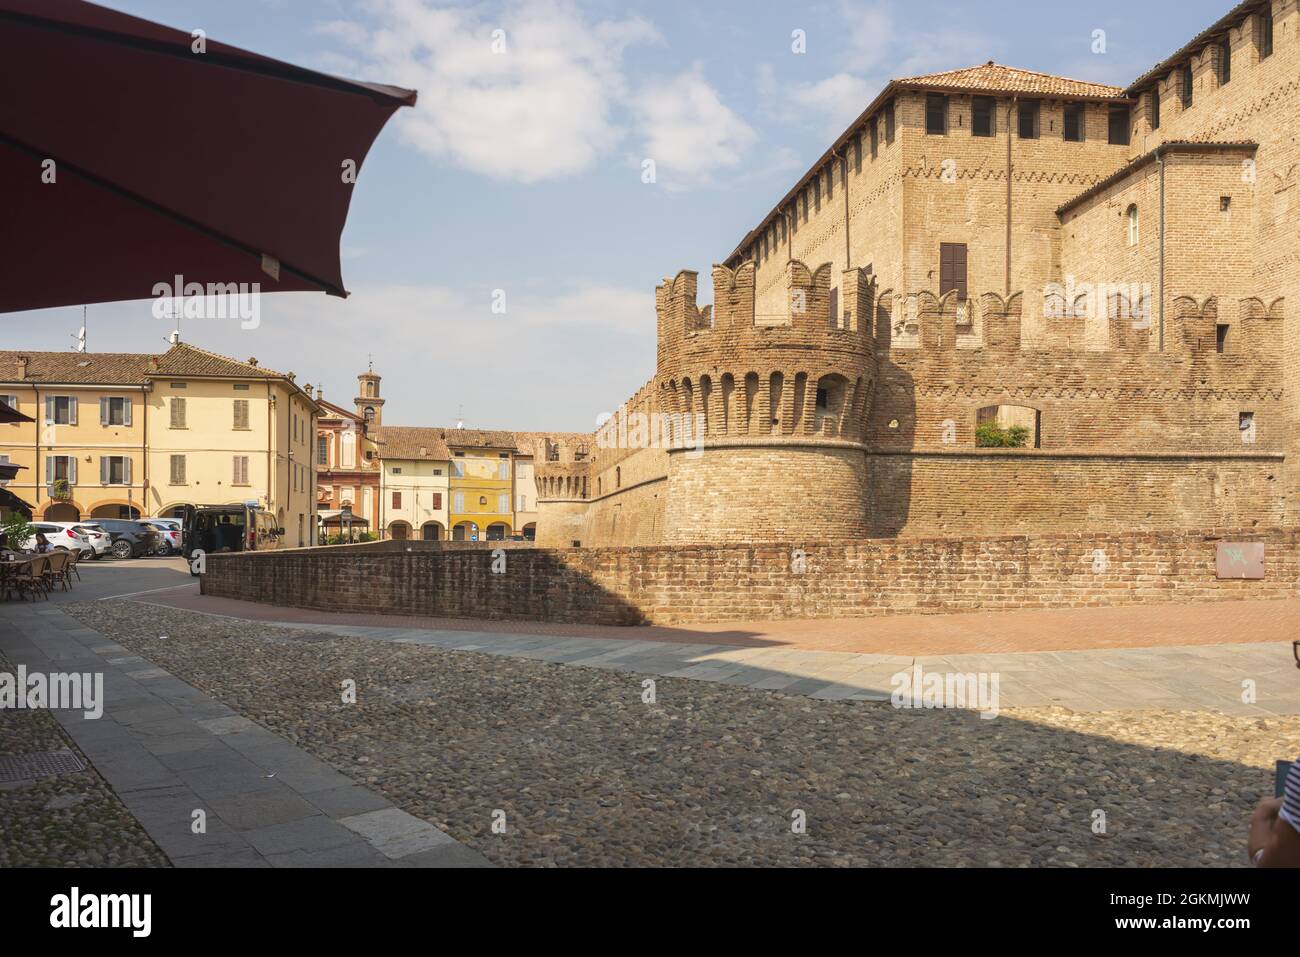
8;0;1227;430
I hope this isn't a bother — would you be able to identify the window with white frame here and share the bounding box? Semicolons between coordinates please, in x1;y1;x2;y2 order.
46;455;76;485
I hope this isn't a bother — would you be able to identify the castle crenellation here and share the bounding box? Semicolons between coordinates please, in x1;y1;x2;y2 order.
528;0;1297;549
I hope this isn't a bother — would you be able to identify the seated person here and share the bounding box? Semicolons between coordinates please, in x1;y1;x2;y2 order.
1248;643;1300;867
32;532;53;553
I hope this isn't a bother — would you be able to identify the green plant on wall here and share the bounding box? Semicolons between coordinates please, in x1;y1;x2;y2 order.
51;478;71;500
975;423;1030;448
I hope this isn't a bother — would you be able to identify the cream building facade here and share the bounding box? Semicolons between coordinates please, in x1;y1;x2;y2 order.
375;426;451;540
0;344;320;544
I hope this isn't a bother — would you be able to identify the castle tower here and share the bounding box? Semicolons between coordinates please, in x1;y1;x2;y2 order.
653;261;878;543
355;364;384;435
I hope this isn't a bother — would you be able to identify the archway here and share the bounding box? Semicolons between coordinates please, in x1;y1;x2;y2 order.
522;522;536;541
485;522;510;541
421;522;444;541
452;521;479;542
43;502;80;522
91;503;140;519
389;521;410;541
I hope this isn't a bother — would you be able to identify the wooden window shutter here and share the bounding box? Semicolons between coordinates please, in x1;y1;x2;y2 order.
46;455;54;483
939;243;968;300
171;455;185;484
233;399;249;429
392;491;401;509
100;456;109;485
432;493;442;510
123;398;132;427
44;396;54;424
100;397;109;425
171;397;185;428
69;457;77;485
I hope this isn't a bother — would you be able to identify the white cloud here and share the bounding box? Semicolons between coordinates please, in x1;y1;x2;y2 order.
785;73;876;137
632;66;758;189
325;0;660;183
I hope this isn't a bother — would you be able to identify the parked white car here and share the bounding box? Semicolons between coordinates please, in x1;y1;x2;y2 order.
20;522;92;557
144;517;182;556
62;522;112;559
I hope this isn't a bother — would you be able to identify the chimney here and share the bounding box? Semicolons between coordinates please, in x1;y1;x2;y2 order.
148;356;160;372
248;357;258;367
16;356;28;379
315;387;322;401
287;372;295;382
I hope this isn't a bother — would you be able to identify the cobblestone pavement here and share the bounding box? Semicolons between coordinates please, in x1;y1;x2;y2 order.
0;607;490;868
61;600;1300;868
0;648;169;868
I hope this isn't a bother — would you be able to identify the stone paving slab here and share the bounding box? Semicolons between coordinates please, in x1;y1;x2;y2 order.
0;605;492;868
300;618;1300;715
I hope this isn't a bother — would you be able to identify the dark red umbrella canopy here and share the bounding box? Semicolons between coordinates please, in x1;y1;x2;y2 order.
0;0;416;314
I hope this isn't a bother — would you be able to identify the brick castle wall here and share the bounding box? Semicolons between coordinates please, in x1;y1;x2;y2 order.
202;526;1300;626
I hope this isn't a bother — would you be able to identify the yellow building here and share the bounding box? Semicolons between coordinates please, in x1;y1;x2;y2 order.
375;426;451;540
444;428;518;541
0;344;320;544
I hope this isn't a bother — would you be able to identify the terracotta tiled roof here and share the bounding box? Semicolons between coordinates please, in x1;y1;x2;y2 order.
896;62;1125;100
0;350;154;384
441;427;519;451
152;343;287;379
0;344;310;406
375;426;452;461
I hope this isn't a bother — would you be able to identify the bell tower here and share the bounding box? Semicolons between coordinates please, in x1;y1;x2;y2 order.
355;361;384;435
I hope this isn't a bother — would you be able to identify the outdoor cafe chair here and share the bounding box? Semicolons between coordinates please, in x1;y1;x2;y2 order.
44;550;72;592
13;556;49;601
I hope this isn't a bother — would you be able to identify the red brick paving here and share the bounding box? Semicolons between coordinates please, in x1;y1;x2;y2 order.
134;585;1300;657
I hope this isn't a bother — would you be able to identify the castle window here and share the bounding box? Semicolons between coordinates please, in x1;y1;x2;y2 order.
825;164;833;201
1217;38;1231;85
615;467;621;488
1180;63;1193;108
926;94;948;135
813;176;821;211
1216;324;1230;353
976;406;1040;448
1107;104;1129;145
1127;205;1139;246
972;96;996;137
884;99;895;143
1220;195;1231;213
869;117;879;158
1149;89;1161;130
1063;103;1085;142
1258;10;1273;59
852;134;862;172
1018;101;1039;139
939;243;968;301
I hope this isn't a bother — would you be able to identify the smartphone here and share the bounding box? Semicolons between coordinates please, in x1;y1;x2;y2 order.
1277;761;1293;799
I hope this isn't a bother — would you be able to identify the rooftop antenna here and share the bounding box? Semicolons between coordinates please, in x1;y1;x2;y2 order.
456;403;464;430
162;300;181;346
70;305;86;352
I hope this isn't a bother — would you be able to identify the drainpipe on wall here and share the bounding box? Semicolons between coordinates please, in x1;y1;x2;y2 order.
1157;147;1167;352
1003;98;1013;295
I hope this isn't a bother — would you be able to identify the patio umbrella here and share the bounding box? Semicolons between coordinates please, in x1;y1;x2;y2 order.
0;0;416;314
0;399;33;424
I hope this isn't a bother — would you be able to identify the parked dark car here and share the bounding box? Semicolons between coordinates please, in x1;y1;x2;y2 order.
92;519;160;559
183;504;284;576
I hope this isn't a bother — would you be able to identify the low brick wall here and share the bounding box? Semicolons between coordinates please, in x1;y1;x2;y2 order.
199;527;1300;626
